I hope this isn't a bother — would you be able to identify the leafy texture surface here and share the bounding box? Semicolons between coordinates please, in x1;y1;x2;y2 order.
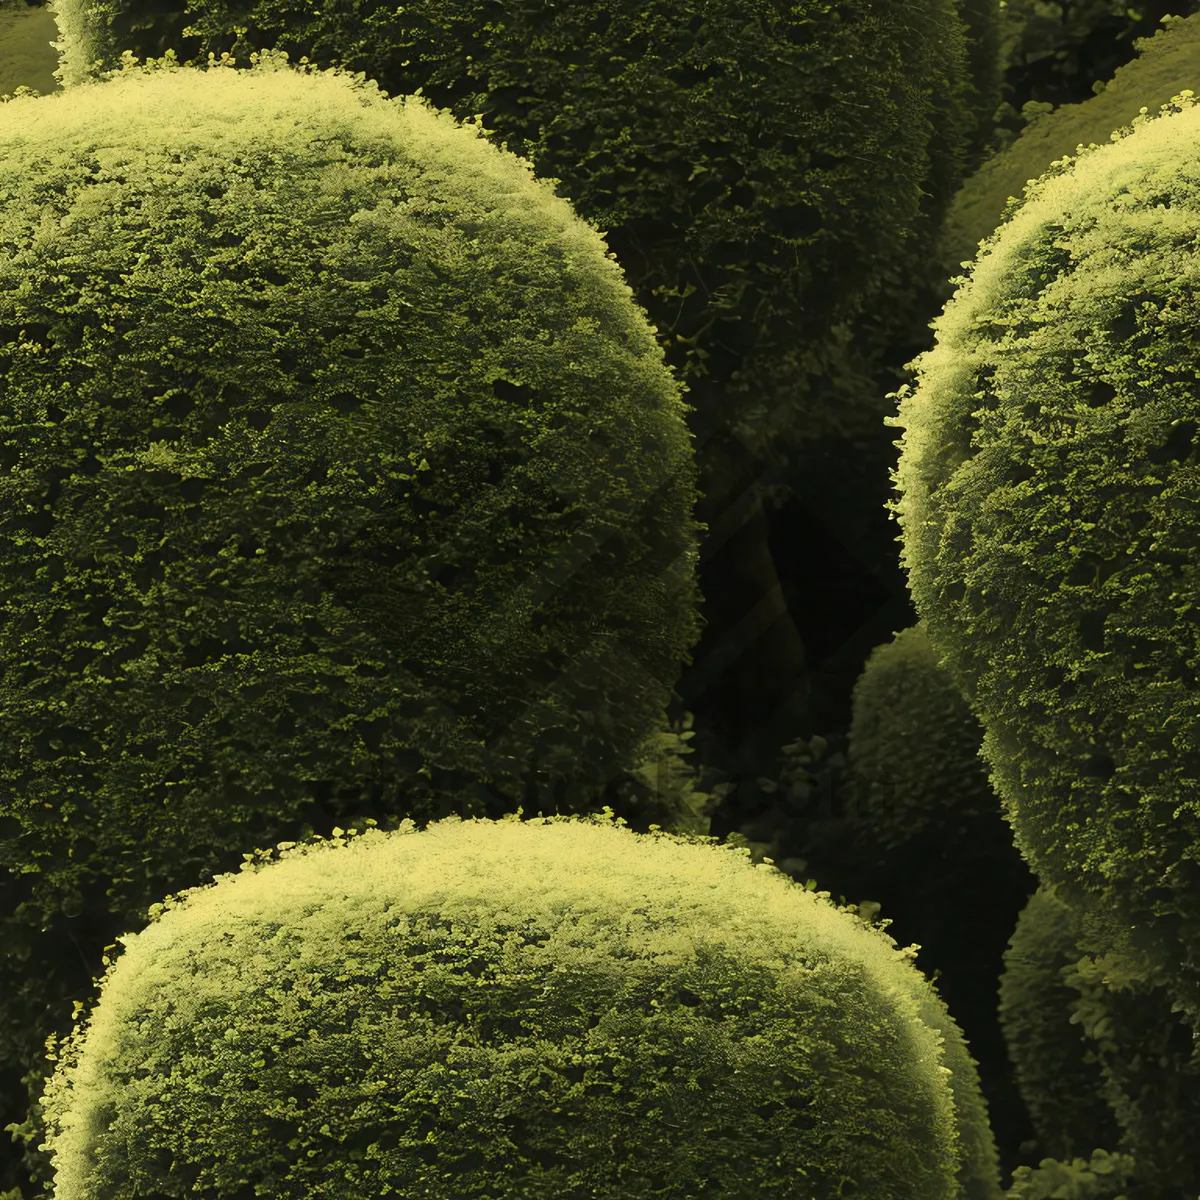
888;87;1200;1187
0;49;703;945
37;810;1001;1199
43;0;988;516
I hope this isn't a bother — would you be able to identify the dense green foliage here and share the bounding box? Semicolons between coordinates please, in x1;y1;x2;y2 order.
0;3;1017;1193
889;82;1200;988
34;810;1002;1199
1055;914;1200;1197
888;79;1200;1198
845;621;995;853
999;878;1200;1196
0;46;707;896
997;883;1122;1165
45;0;997;523
1005;1148;1138;1200
935;10;1200;291
0;47;716;1194
988;0;1200;128
9;0;1200;1195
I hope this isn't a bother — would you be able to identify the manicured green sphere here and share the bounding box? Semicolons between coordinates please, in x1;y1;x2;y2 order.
847;621;994;854
886;88;1200;1026
35;810;1002;1199
0;50;704;919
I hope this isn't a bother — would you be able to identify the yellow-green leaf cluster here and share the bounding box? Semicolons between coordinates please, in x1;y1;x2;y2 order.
0;49;706;934
36;809;1001;1199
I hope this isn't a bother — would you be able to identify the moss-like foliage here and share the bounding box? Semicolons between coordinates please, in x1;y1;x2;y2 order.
1005;1148;1139;1200
886;87;1200;1038
934;10;1200;292
1057;918;1200;1198
0;706;733;1199
997;883;1122;1165
0;46;704;983
897;961;1005;1200
43;0;985;508
1000;881;1200;1198
846;621;998;853
1;705;732;1198
31;809;1002;1200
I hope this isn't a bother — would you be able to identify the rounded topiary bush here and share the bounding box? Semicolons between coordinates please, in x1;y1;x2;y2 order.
1000;881;1200;1197
43;0;992;510
2;705;729;1200
0;50;712;1195
997;882;1122;1166
884;86;1200;1033
0;47;705;918
933;10;1200;299
846;621;997;853
825;621;1037;1189
30;0;1005;771
30;809;1004;1200
1055;906;1200;1198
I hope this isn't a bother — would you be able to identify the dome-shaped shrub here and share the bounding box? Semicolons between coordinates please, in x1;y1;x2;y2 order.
1001;880;1200;1197
998;882;1122;1165
0;46;704;926
934;10;1200;295
32;809;1005;1200
847;621;996;853
885;86;1200;1032
44;0;993;506
840;621;1038;1137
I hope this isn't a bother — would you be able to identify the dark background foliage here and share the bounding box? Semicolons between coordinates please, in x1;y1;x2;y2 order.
704;0;1200;1188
